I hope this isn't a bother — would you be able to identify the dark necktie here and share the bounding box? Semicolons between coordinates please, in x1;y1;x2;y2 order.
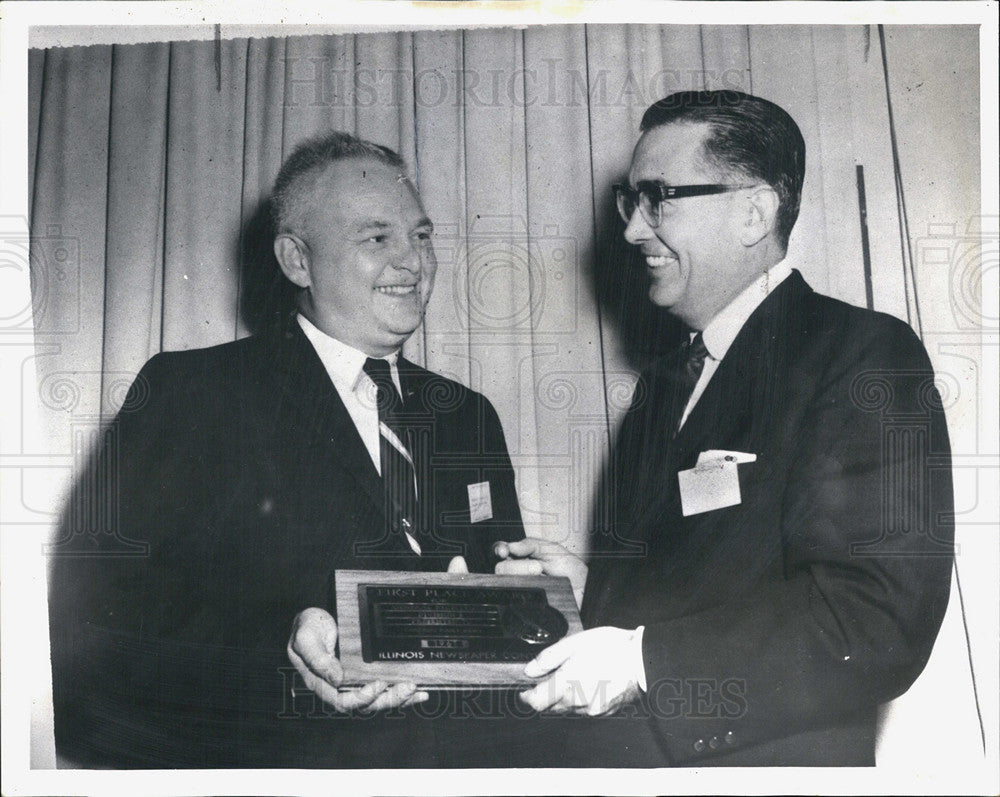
362;357;421;554
671;332;709;434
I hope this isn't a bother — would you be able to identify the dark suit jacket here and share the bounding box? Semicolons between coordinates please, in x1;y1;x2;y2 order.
579;271;954;766
48;319;540;768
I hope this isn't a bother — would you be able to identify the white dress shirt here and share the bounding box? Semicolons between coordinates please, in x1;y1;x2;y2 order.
678;259;792;429
296;314;402;476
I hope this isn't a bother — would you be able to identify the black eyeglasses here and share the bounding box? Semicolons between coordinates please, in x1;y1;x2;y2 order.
613;181;758;227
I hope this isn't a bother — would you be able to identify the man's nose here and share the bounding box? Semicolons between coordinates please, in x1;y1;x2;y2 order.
395;240;422;273
622;206;653;245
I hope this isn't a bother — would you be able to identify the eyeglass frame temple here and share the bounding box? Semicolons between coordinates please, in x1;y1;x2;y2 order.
613;182;758;201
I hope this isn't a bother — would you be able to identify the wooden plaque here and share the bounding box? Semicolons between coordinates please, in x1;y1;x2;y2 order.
334;569;584;688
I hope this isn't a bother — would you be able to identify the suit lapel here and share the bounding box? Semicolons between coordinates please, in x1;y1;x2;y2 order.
672;271;811;464
261;320;387;522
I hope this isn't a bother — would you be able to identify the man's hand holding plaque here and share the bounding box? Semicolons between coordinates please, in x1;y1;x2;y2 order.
287;607;430;712
286;556;470;712
493;537;588;606
492;537;646;716
518;626;644;716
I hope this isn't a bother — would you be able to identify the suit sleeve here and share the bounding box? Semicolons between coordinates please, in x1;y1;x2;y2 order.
638;316;954;763
47;353;253;767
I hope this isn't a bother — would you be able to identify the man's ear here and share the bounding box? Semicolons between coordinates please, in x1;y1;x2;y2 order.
274;233;312;288
740;186;780;247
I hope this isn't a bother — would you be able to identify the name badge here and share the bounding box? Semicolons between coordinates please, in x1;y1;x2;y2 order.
467;481;493;523
678;460;741;517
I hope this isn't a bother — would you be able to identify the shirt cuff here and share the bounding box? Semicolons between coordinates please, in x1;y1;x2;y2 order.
632;625;647;692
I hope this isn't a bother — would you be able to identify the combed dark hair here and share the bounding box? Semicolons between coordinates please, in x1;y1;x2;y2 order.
271;131;405;234
640;90;805;250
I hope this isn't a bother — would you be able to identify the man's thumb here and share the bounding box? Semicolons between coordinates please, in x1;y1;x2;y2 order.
447;556;469;574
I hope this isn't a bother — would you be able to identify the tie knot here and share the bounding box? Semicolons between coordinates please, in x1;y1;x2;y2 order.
363;356;392;383
686;332;708;366
679;332;709;388
362;357;401;416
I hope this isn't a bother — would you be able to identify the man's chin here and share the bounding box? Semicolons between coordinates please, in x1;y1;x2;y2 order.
647;281;684;310
380;314;425;342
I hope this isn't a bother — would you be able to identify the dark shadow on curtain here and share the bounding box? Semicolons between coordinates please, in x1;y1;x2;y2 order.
238;198;297;334
589;189;685;373
583;190;686;559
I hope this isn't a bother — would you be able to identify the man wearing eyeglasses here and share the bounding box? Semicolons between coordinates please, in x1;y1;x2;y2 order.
498;90;954;766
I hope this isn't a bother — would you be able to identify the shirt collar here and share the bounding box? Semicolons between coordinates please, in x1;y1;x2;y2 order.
699;260;792;361
296;313;398;392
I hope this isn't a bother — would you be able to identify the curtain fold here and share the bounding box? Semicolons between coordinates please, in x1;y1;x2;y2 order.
460;28;542;524
103;42;170;411
239;36;287;340
522;25;604;549
413;30;467;383
162;39;249;352
31;44;111;452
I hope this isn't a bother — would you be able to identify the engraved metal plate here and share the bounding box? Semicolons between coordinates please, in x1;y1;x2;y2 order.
358;583;569;663
335;570;583;687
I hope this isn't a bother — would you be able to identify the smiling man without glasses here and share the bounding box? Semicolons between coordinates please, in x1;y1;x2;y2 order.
272;149;436;359
48;132;528;768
